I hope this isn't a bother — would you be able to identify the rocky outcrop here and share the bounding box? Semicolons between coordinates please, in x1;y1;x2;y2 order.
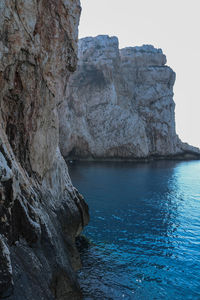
59;35;200;160
0;1;89;299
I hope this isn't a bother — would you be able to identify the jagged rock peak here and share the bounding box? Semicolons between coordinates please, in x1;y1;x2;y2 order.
78;35;119;65
122;44;163;53
120;45;167;67
59;34;200;160
79;35;119;49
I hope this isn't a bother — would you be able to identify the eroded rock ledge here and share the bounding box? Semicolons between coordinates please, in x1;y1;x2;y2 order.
0;1;89;299
59;35;200;161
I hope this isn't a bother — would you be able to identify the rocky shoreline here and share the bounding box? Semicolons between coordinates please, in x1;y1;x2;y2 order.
66;148;200;162
66;152;200;163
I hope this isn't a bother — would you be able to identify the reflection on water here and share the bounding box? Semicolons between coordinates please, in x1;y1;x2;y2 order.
69;161;200;300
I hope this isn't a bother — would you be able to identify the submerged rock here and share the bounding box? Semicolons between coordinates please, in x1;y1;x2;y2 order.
59;35;200;160
0;1;89;299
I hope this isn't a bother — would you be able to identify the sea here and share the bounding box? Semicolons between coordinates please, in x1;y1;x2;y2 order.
69;160;200;300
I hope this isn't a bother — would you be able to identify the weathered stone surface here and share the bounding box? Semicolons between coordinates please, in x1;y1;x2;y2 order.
0;1;89;299
59;35;200;160
0;235;13;298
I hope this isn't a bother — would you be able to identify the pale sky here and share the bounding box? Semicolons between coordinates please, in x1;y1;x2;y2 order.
79;0;200;148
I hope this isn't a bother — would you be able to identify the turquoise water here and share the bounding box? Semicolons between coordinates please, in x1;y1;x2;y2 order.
69;160;200;300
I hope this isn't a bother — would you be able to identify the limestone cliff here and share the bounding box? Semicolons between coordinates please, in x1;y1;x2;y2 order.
0;1;89;299
59;35;200;160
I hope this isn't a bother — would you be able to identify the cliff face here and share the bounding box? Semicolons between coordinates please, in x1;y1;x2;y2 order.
0;1;89;299
59;35;200;160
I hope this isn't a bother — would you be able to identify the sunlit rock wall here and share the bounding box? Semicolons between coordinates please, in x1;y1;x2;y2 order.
59;35;200;160
0;1;89;299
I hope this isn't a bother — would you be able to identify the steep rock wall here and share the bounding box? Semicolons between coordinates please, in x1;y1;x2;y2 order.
0;1;89;299
59;35;200;160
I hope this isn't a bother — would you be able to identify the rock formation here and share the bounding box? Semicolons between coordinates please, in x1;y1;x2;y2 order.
0;1;89;299
59;35;200;160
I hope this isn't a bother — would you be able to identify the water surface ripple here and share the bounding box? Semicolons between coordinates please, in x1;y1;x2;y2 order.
69;160;200;300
